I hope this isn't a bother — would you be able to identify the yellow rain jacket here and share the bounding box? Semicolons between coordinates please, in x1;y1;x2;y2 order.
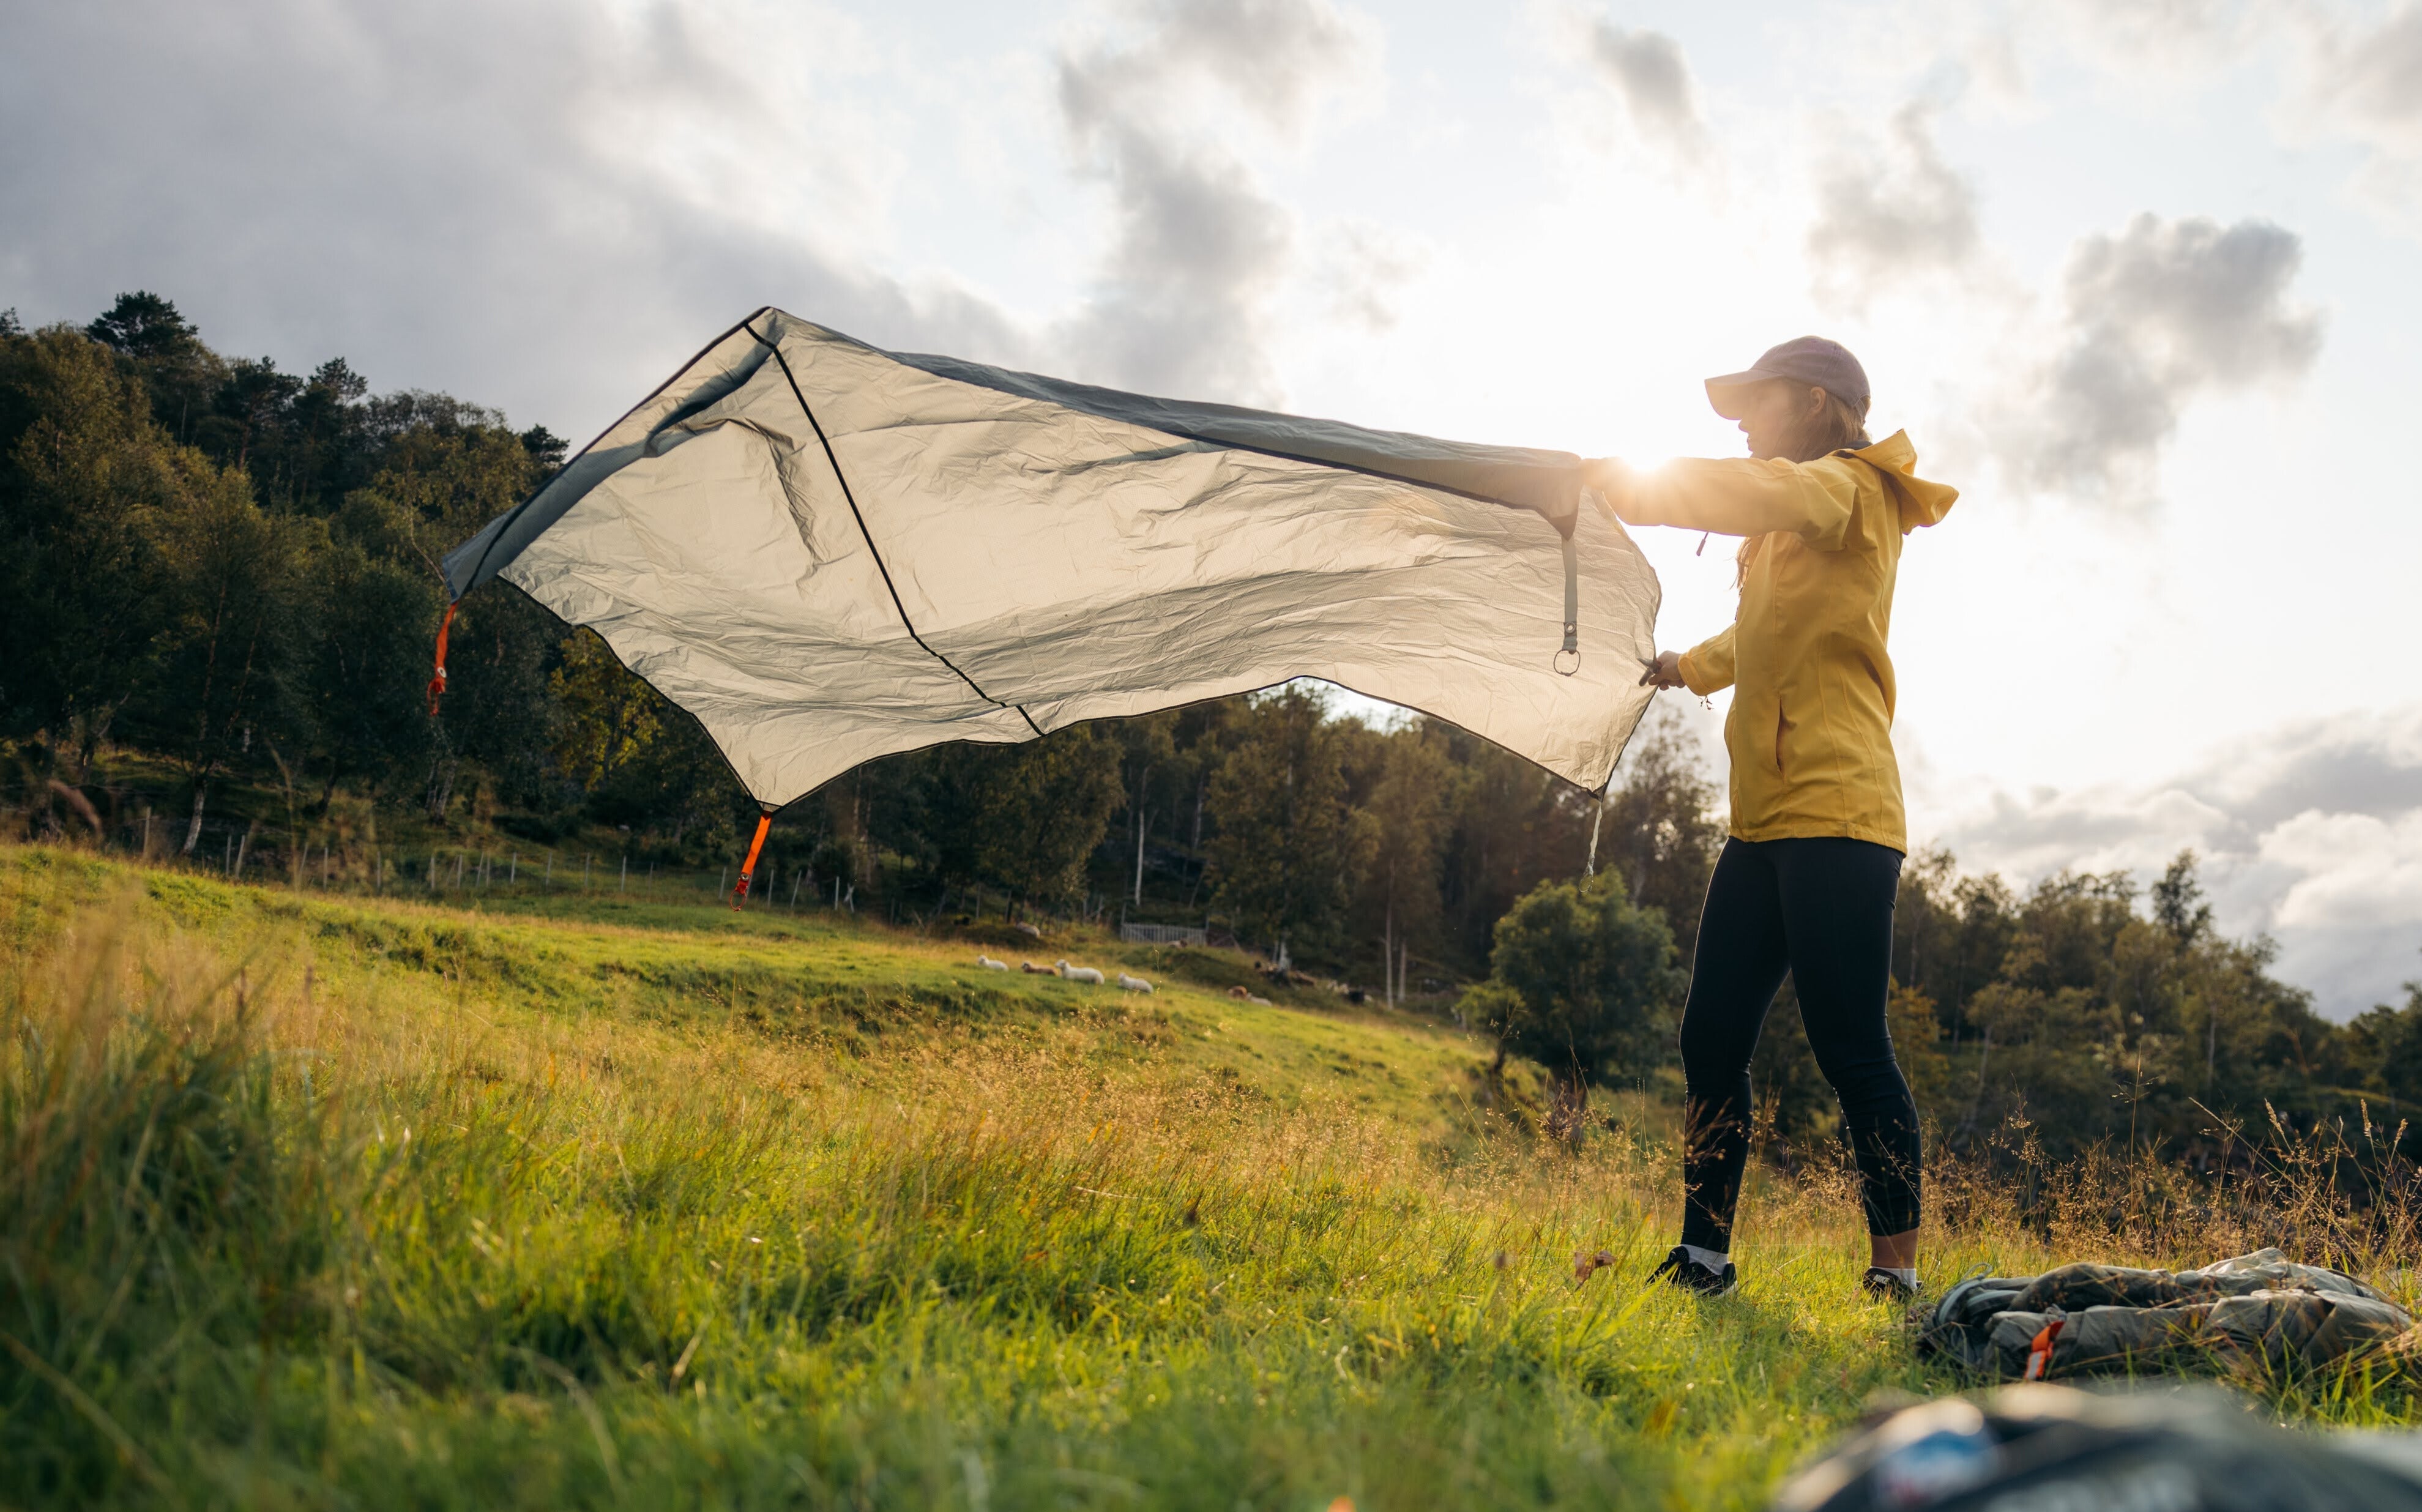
1611;431;1958;852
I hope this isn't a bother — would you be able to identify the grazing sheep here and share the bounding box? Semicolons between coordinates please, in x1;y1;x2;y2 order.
976;954;1010;971
1020;960;1051;974
1117;972;1153;993
1056;959;1106;985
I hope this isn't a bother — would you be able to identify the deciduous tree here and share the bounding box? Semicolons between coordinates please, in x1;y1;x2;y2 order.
1207;685;1368;961
1465;869;1685;1138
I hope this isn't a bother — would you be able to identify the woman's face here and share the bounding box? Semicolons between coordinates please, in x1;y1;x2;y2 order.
1734;379;1824;461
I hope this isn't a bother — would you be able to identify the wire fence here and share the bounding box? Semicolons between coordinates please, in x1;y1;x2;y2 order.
10;791;1266;942
1118;922;1209;947
6;797;849;914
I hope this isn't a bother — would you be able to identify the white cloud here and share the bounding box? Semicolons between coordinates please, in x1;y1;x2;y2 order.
2043;0;2268;83
1583;21;1712;164
1312;220;1426;332
0;0;1387;424
1931;706;2422;1016
2262;809;2422;931
1986;214;2323;505
1806;102;1982;311
2286;1;2422;230
1053;0;1375;403
0;0;1038;436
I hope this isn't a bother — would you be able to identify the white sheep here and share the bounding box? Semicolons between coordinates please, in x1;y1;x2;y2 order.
1056;959;1106;985
1116;972;1154;994
976;954;1010;971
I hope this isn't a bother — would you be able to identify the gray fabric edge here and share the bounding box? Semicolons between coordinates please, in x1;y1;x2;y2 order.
883;347;1585;528
442;308;1589;600
440;307;779;600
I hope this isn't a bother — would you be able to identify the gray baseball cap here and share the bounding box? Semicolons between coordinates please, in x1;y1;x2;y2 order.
1705;336;1870;420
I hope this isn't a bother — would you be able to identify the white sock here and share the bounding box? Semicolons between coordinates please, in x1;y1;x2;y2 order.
1876;1266;1918;1286
1682;1244;1730;1272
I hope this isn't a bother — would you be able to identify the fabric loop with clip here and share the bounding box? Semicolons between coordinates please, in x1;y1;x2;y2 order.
1552;534;1581;676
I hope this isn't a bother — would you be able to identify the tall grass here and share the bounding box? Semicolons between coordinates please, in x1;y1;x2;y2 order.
2;846;2416;1509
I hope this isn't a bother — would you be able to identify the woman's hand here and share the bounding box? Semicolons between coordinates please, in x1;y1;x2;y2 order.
1638;650;1688;690
1583;457;1637;517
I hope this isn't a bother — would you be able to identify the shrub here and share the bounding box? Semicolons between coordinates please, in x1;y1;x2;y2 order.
1464;870;1685;1138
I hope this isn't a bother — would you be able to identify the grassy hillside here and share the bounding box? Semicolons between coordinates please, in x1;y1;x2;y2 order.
2;844;2415;1511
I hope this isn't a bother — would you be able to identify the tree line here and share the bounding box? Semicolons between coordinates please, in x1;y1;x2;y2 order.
1466;814;2422;1164
0;291;1719;995
7;292;2419;1170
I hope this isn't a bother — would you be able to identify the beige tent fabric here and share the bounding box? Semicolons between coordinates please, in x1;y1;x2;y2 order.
443;308;1662;809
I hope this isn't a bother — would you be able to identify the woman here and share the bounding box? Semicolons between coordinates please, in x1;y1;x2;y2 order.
1585;337;1958;1302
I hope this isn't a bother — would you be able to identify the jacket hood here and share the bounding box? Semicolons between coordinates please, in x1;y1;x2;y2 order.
1850;430;1957;532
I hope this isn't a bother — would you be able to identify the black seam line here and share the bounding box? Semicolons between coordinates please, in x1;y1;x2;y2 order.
455;306;777;604
747;322;1046;740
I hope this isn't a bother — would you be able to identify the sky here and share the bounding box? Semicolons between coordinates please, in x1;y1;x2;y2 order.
5;0;2420;1015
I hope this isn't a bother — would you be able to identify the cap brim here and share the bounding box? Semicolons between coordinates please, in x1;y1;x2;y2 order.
1703;368;1778;420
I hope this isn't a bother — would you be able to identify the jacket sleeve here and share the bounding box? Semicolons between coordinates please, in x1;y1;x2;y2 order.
1615;455;1864;551
1678;625;1735;695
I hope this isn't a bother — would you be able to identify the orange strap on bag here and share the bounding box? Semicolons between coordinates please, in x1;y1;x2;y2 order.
732;811;772;909
2022;1316;2067;1381
426;600;459;717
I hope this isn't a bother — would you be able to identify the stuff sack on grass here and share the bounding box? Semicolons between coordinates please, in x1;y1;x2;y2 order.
1915;1248;2416;1380
1771;1384;2422;1512
441;309;1661;809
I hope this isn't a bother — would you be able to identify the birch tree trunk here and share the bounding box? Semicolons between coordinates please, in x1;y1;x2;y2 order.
181;776;209;855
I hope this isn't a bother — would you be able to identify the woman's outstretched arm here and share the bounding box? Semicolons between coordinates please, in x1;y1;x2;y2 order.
1585;455;1861;549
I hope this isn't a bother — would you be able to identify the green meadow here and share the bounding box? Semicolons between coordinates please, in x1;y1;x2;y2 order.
4;844;2415;1511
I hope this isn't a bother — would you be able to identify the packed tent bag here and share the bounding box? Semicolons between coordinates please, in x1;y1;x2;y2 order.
1914;1248;2416;1380
1768;1384;2422;1512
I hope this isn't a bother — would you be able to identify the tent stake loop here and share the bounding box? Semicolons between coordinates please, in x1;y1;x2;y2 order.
732;811;772;909
426;600;459;716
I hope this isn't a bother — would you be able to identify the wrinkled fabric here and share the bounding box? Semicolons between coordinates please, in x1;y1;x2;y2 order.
1613;432;1957;852
1918;1249;2416;1379
444;308;1663;807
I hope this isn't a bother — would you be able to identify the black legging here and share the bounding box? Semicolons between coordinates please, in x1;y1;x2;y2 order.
1678;836;1919;1251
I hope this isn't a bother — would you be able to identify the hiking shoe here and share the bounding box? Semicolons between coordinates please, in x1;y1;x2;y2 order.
1649;1245;1737;1297
1861;1267;1919;1303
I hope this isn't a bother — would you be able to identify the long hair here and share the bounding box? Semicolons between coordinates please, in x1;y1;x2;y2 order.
1736;387;1871;586
1784;387;1870;463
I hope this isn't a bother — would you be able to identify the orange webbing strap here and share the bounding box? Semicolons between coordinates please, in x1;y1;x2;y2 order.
2022;1316;2067;1380
426;600;459;717
732;811;772;909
